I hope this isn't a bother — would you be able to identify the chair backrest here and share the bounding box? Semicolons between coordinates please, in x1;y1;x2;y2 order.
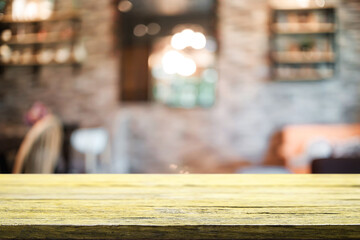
12;115;63;174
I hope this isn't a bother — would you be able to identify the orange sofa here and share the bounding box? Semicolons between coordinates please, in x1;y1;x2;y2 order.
264;124;360;173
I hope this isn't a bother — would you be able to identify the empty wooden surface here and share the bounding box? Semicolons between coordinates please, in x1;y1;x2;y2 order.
0;174;360;239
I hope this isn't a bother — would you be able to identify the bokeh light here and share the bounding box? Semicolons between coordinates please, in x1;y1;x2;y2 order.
161;50;197;76
296;0;311;8
147;23;161;35
171;29;206;50
191;32;207;49
133;24;147;37
315;0;326;8
162;50;182;74
118;0;133;13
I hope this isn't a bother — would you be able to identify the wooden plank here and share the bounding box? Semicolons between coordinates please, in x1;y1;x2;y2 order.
0;174;359;239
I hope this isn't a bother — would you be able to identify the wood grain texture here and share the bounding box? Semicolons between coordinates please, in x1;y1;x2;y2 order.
0;174;359;239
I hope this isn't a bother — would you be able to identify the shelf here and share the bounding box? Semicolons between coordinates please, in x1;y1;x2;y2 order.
3;37;75;45
0;2;84;78
272;24;335;34
272;52;335;64
1;32;77;45
273;29;335;34
0;11;80;23
274;60;335;64
271;6;336;11
0;61;81;67
275;76;333;82
270;4;337;82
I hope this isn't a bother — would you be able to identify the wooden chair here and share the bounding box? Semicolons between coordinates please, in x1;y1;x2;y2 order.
12;115;63;174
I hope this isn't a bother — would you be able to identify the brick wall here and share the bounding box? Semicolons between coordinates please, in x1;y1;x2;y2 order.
115;0;360;173
1;0;360;173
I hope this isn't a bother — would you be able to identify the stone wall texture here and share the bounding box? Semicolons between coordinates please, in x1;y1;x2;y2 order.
1;0;360;173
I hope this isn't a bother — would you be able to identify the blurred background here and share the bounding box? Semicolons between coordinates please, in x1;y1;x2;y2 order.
1;0;360;174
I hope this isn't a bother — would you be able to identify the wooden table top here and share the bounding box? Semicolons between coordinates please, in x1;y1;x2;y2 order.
1;174;360;239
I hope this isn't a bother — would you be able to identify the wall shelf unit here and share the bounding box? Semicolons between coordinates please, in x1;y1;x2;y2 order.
270;4;337;82
0;0;84;79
